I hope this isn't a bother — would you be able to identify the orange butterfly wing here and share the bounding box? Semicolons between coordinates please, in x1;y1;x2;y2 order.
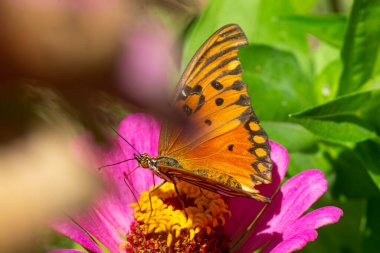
158;24;272;201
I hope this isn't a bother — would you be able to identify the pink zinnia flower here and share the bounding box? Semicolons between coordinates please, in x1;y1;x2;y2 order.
51;113;342;253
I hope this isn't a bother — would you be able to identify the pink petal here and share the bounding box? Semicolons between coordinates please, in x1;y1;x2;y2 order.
236;170;328;252
51;219;102;253
54;113;161;252
263;230;318;253
262;206;342;252
287;206;343;233
224;141;289;243
117;113;162;193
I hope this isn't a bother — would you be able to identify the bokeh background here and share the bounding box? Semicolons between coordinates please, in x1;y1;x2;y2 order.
0;0;379;252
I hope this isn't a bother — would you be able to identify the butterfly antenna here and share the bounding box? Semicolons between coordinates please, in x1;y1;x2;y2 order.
111;127;141;156
123;171;141;211
97;158;136;171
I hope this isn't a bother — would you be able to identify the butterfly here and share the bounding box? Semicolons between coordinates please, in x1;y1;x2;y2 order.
134;24;273;202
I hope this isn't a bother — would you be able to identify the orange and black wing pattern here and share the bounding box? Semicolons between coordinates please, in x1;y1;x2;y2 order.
158;24;272;201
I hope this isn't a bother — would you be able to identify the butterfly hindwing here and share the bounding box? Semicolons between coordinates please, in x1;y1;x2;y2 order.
158;24;272;200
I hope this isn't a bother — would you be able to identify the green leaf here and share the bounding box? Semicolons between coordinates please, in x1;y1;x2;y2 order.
44;230;86;252
333;146;379;197
314;60;342;103
279;14;347;48
239;45;314;121
299;198;365;253
355;141;380;189
261;121;316;152
260;122;334;177
338;0;380;95
182;0;311;73
288;148;333;176
291;89;380;144
291;117;376;144
364;197;380;253
312;41;340;75
289;0;318;13
291;90;380;118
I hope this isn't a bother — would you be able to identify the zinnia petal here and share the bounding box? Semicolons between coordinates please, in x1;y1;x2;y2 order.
262;206;342;252
262;229;318;253
224;141;289;243
237;170;329;252
117;113;162;193
51;219;102;253
54;113;161;252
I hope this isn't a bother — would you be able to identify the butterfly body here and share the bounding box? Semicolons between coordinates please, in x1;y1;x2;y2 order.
135;151;271;203
135;24;273;203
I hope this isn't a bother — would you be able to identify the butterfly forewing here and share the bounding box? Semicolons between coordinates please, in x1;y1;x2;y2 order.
158;24;272;201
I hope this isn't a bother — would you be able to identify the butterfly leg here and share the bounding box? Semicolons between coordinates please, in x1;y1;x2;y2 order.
152;171;157;187
171;178;188;219
199;187;213;200
123;172;141;211
148;180;167;219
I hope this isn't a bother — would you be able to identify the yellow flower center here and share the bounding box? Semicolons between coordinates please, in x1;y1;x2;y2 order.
121;182;231;252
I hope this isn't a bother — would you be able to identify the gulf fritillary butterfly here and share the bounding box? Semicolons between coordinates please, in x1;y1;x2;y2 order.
135;24;273;202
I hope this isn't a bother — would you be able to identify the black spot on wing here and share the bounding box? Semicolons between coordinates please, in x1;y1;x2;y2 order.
227;80;246;91
205;119;212;126
235;94;250;106
191;84;202;95
194;95;206;113
238;107;254;123
215;98;224;106
228;144;234;151
177;85;191;101
182;104;192;116
211;80;224;90
177;84;202;101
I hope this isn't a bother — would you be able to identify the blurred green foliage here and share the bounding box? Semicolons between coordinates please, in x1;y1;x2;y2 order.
182;0;379;252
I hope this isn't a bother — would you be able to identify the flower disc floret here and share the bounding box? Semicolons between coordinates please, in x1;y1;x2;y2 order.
123;182;231;252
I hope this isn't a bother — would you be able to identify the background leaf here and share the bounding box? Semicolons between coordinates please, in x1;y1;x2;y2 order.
290;90;380;143
240;45;314;121
333;146;379;197
355;141;380;189
262;121;316;152
279;15;347;48
338;0;380;95
182;0;311;73
290;116;376;144
363;197;380;253
314;60;342;103
300;198;365;253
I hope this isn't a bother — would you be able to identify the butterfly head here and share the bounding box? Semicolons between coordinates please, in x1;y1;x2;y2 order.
134;153;156;169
